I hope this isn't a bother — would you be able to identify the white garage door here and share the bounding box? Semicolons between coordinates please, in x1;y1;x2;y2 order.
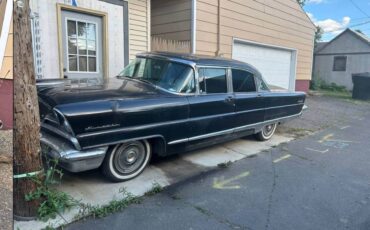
232;41;295;91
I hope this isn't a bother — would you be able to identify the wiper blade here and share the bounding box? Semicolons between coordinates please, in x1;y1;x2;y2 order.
116;75;130;79
136;78;155;85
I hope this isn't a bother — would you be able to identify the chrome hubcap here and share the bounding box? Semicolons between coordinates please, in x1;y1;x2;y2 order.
113;142;146;175
126;150;137;164
263;124;276;137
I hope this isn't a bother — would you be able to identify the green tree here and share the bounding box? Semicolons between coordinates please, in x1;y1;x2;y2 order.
315;26;324;44
297;0;306;7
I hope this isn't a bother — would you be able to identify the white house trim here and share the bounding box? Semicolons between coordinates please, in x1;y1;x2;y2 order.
191;0;197;54
0;0;13;71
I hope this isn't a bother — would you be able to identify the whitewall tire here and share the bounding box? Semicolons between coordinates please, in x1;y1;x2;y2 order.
255;123;277;141
102;140;151;182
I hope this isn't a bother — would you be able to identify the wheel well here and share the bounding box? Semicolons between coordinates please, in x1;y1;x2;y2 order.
147;137;166;156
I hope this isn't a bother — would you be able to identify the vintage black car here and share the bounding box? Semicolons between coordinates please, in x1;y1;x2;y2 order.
38;52;306;182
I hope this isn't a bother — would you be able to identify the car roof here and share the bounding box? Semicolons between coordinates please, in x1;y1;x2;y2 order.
137;52;261;74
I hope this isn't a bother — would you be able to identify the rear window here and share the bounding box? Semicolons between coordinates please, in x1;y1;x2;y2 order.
199;68;228;94
231;69;256;93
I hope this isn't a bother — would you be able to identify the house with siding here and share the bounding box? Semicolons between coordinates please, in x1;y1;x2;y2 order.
0;0;13;130
31;0;315;92
30;0;150;82
151;0;316;92
313;29;370;91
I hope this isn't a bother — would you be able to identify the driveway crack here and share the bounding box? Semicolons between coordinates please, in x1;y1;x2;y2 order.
265;151;277;230
169;194;254;230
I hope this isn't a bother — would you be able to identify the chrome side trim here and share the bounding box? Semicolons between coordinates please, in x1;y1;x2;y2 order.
235;103;303;115
168;138;189;145
78;103;303;139
234;112;302;133
168;112;303;145
189;128;234;142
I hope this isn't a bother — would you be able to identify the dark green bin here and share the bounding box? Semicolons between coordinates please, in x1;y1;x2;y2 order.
352;73;370;100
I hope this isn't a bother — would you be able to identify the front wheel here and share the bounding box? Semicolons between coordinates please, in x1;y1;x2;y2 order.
255;123;277;141
101;140;151;182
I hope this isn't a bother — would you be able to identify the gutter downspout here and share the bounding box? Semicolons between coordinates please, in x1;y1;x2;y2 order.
191;0;197;54
216;0;221;56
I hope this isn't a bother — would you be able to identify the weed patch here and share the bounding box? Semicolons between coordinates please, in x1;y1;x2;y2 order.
76;188;142;219
25;160;77;221
217;161;232;168
144;182;164;196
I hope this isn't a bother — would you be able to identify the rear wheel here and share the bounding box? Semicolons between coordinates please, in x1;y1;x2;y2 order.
102;140;151;182
255;123;277;141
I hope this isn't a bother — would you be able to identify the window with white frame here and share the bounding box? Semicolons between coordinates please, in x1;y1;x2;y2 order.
66;19;98;73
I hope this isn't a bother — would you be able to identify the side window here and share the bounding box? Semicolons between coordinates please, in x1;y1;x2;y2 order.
231;69;256;93
199;68;228;94
333;56;347;71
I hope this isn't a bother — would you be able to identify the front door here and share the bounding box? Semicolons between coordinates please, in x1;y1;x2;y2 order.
61;10;103;82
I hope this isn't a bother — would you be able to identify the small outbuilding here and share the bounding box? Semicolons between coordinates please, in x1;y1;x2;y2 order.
313;29;370;91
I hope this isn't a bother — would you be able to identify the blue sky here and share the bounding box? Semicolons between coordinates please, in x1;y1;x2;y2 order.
303;0;370;41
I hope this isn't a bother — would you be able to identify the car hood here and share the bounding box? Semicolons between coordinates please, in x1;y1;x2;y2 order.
38;78;162;108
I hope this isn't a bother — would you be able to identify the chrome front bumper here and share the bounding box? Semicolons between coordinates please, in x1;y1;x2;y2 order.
40;131;108;173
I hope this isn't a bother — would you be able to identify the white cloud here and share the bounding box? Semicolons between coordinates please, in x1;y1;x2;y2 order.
306;12;351;36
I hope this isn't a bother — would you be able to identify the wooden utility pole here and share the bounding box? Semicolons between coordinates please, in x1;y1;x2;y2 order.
13;0;43;218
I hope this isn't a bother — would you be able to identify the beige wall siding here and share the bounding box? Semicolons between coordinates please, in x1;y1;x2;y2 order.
151;0;192;41
129;0;150;60
196;0;315;80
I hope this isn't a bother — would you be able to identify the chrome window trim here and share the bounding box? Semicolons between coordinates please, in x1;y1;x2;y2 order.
125;56;198;96
230;68;258;94
136;54;197;69
197;66;229;95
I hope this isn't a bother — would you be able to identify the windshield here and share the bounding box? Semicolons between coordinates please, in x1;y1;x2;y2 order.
118;58;196;94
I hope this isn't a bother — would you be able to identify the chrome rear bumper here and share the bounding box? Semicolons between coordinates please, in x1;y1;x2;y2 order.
40;131;108;172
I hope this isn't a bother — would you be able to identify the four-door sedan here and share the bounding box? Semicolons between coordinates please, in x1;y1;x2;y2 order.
38;52;306;182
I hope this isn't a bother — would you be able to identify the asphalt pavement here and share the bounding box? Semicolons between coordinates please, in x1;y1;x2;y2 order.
67;95;370;230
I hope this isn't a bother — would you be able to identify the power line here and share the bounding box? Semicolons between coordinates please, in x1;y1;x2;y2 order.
349;20;370;28
348;0;370;18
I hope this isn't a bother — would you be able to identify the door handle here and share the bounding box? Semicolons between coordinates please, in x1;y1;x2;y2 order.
225;96;234;103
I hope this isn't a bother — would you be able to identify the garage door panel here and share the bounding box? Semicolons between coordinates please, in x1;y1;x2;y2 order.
232;42;294;90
